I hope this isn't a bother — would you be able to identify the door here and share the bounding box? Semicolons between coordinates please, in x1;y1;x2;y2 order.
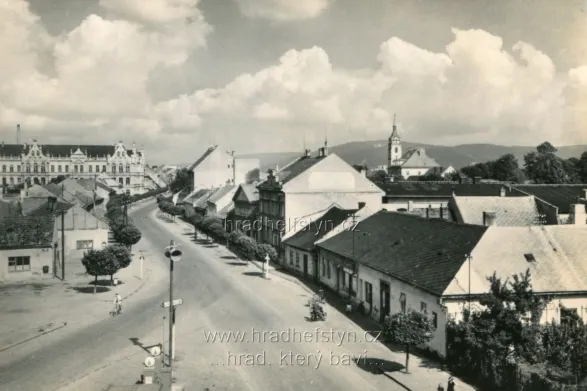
379;281;390;323
303;254;308;277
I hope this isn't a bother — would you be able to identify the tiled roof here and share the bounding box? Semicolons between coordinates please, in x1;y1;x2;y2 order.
77;178;113;192
272;155;327;185
0;144;25;157
401;148;441;168
208;185;236;204
234;184;259;202
513;185;587;214
187;146;217;172
444;225;587;296
380;182;524;198
452;196;541;227
0;200;21;218
0;144;116;158
0;214;55;249
44;178;101;207
317;211;487;296
217;201;234;217
284;207;356;251
180;189;209;204
25;198;74;216
194;190;213;209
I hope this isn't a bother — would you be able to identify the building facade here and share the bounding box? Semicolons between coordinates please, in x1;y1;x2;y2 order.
0;140;151;195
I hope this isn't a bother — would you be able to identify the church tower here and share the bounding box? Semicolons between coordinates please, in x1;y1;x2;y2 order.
387;114;402;168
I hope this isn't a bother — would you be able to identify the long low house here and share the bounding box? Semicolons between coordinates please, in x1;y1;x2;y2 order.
311;203;587;357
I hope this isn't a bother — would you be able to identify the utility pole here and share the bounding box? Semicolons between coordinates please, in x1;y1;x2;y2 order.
162;241;182;370
61;182;65;280
467;254;472;314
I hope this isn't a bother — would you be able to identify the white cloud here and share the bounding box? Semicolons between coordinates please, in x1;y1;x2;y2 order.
0;0;210;140
1;0;586;162
156;27;587;147
235;0;333;21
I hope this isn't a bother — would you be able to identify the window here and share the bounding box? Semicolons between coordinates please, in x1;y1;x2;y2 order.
112;164;116;173
8;256;31;272
79;165;83;173
118;177;123;184
126;178;130;185
1;165;5;172
89;165;92;172
51;165;54;172
102;165;106;172
289;250;293;265
41;164;45;172
295;252;300;267
74;165;78;173
95;165;99;172
9;165;13;172
394;147;398;153
365;282;373;304
17;165;20;172
76;240;94;250
9;177;13;185
26;164;30;172
126;165;130;172
421;302;427;313
65;166;69;172
432;312;438;328
327;260;331;279
17;177;21;184
58;165;62;172
33;164;38;172
400;293;407;313
119;164;123;173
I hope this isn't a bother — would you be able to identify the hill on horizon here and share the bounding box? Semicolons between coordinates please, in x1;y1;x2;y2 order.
234;141;587;173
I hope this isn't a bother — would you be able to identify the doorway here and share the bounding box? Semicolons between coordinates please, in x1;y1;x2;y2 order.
379;281;390;323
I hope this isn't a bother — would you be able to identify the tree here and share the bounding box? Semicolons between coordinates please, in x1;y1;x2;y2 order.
576;151;587;183
245;168;261;184
523;142;570;184
81;249;121;292
382;310;435;373
352;164;367;172
461;153;525;183
367;170;386;183
106;244;132;269
170;168;190;192
420;172;444;181
114;224;142;250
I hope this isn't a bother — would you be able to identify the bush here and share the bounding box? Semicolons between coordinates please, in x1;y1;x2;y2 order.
81;248;121;292
113;224;142;250
255;243;278;263
105;244;132;269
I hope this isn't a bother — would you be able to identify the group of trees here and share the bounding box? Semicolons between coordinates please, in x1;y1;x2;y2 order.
156;195;278;263
460;142;587;184
80;189;162;292
446;269;587;389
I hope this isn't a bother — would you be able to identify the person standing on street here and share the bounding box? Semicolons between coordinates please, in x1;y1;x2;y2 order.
437;383;445;391
447;376;455;391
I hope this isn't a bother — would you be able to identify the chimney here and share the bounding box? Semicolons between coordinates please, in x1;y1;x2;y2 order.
48;196;57;212
16;124;20;144
500;187;506;197
358;201;366;209
568;204;586;226
483;211;497;226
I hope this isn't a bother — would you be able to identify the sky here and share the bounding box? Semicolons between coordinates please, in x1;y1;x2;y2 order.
1;0;587;164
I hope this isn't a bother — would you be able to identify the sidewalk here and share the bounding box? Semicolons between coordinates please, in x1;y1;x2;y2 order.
168;215;478;391
0;200;167;355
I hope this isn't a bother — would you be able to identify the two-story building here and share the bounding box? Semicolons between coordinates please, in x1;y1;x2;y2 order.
187;145;260;191
256;144;384;254
229;183;260;239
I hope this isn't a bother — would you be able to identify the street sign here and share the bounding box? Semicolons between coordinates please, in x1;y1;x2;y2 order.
161;298;183;308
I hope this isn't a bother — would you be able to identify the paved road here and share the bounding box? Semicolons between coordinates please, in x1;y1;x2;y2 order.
0;202;403;391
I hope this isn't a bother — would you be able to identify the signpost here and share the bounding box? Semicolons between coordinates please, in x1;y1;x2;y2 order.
162;299;183;308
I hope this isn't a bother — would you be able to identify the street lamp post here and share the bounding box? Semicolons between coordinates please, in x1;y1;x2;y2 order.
163;241;182;370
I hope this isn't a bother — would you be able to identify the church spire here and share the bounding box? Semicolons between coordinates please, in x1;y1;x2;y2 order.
390;113;399;139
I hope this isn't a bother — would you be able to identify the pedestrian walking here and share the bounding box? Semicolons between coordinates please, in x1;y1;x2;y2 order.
437;383;445;391
447;376;455;391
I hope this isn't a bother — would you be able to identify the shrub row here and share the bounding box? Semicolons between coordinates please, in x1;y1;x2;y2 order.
106;193;142;250
155;199;278;263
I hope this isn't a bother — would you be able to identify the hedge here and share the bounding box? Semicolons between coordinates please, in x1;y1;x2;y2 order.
156;200;278;262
